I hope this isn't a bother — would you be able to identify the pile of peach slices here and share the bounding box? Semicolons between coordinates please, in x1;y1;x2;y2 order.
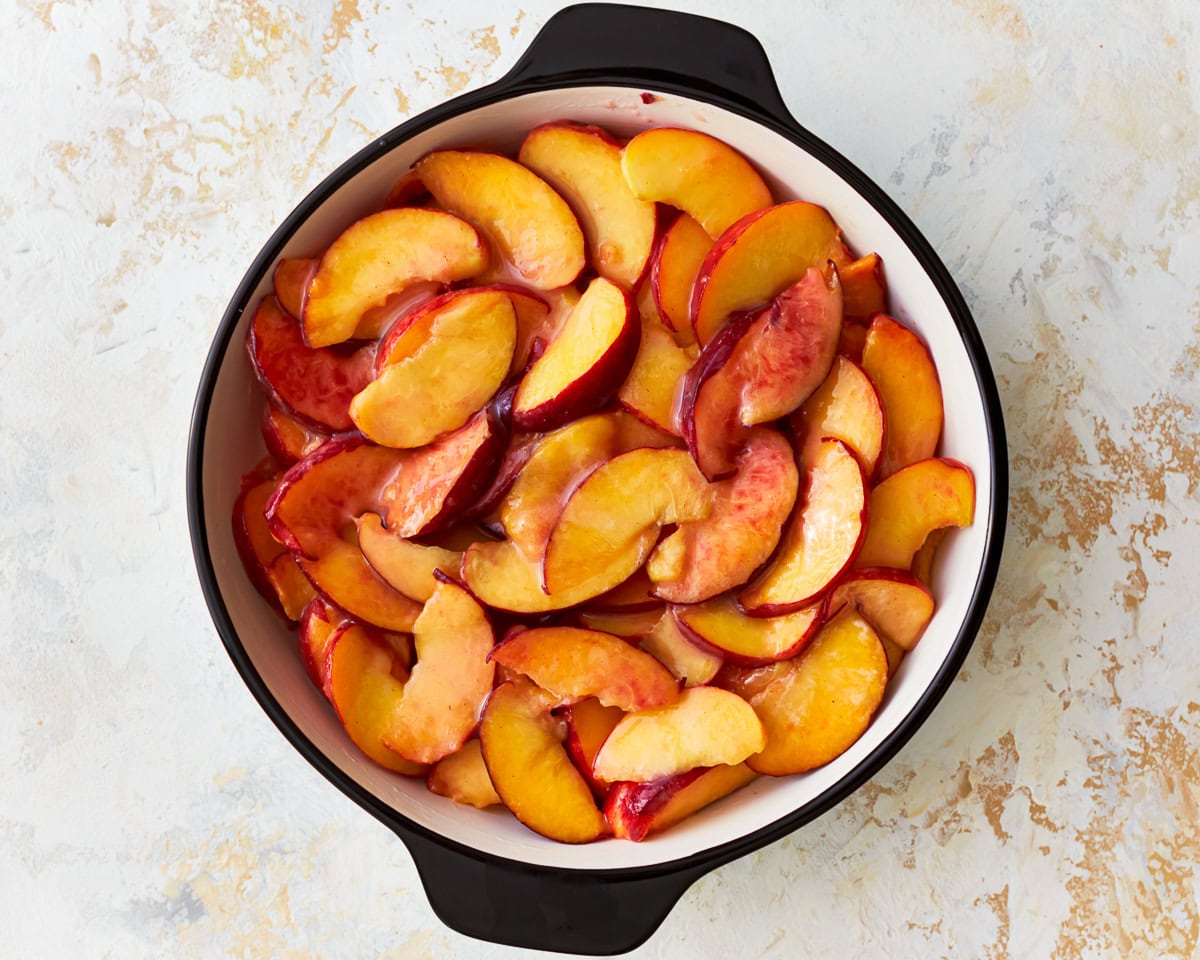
233;122;976;844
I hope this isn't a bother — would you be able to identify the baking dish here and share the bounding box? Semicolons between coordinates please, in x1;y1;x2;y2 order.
187;4;1007;953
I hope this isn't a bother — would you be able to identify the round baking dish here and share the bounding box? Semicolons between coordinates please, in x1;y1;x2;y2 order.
187;4;1007;953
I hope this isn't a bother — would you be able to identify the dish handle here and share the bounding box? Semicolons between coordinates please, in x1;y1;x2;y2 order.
400;829;709;955
500;3;796;128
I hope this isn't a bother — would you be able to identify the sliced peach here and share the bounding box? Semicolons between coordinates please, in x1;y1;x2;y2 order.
911;528;948;586
746;609;888;776
739;438;867;617
648;428;798;603
298;596;344;691
621;128;772;239
350;290;516;449
261;402;328;465
638;610;723;688
264;552;317;621
576;605;666;638
461;538;652;613
273;257;316;320
519;123;657;289
856;458;975;569
543;447;712;597
383;170;431;208
617;319;694;435
381;577;495;765
586;568;661;612
356;513;460;602
605;763;757;842
512;277;639;432
673;595;822;665
379;410;505;537
827;567;935;651
247;297;374;431
652;213;712;337
375;284;551;376
710;661;792;701
563;698;626;797
680;268;842;479
303;207;487;347
838;253;887;321
232;476;287;611
691;201;845;345
324;622;425;776
592;686;765;783
791;355;885;475
488;626;678;713
415;150;585;289
265;438;421;631
427;739;501;808
480;679;608;843
837;319;869;364
861;314;944;478
500;413;623;562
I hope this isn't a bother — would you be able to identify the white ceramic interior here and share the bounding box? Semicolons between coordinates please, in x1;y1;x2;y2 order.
199;85;996;871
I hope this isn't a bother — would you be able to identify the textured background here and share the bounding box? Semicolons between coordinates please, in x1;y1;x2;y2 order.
2;0;1198;957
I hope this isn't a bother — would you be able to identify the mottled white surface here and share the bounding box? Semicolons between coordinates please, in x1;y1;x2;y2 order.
2;1;1198;958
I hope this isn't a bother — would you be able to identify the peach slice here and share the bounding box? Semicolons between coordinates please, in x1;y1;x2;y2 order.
911;528;948;586
638;610;723;688
647;428;798;603
577;605;666;638
691;201;845;345
480;679;608;843
839;253;887;321
383;170;431;208
739;438;867;617
621;128;772;239
265;438;422;632
461;538;653;614
426;739;501;808
617;319;694;435
273;257;316;320
861;314;944;478
710;661;792;701
415;150;586;289
543;447;712;597
264;553;317;621
261;402;328;465
745;609;888;776
826;567;935;651
673;595;822;665
350;290;516;449
680;268;843;479
379;410;505;537
232;475;287;612
375;284;551;377
586;568;661;612
563;698;626;797
519;123;657;289
303;207;488;347
248;297;374;431
324;622;425;776
298;597;344;691
512;277;640;432
382;577;495;765
856;458;975;569
605;763;757;842
356;513;460;602
837;319;869;364
652;213;712;338
500;413;623;562
791;355;885;475
592;686;766;783
488;626;678;712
